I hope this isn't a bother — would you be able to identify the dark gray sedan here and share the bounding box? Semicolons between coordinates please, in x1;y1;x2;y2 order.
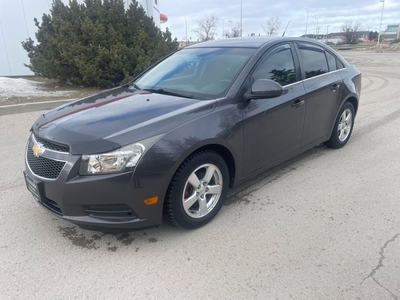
24;37;361;231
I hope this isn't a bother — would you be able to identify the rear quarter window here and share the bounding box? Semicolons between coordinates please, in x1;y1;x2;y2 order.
336;60;345;69
326;52;337;72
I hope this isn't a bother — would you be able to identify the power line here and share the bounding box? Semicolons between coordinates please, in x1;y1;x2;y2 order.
21;0;30;37
0;18;12;75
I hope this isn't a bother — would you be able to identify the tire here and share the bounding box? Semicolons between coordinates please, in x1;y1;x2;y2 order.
164;150;229;229
324;102;355;149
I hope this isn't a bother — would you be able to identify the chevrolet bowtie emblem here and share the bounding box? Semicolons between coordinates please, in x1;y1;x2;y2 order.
32;143;45;157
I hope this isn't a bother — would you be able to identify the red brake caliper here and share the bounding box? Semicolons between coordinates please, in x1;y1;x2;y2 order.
184;184;193;198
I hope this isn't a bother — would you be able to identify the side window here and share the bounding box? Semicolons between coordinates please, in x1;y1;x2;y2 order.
326;52;337;72
252;45;296;86
298;43;328;79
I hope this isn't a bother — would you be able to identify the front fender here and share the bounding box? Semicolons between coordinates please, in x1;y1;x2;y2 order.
136;100;244;189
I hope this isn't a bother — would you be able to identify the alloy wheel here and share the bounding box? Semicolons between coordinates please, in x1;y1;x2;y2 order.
338;108;353;142
182;163;223;219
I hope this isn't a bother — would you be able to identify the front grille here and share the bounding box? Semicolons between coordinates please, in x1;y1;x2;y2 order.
27;146;66;179
34;134;70;153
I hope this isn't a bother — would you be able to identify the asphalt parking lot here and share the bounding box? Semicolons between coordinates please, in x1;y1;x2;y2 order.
1;51;400;299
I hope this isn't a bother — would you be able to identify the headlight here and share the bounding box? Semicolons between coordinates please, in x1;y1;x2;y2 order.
79;134;163;175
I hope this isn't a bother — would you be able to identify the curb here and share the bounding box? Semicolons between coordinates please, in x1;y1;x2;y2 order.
0;99;75;116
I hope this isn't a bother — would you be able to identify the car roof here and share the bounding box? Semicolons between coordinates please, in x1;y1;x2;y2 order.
186;37;336;49
187;37;279;49
183;37;348;65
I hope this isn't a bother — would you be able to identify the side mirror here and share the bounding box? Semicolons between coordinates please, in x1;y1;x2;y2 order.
245;79;284;100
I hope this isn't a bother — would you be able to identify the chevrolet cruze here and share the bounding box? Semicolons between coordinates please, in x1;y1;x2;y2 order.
24;37;361;231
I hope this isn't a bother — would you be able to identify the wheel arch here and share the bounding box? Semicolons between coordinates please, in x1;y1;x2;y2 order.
327;96;358;139
345;96;358;114
194;144;236;188
168;142;237;190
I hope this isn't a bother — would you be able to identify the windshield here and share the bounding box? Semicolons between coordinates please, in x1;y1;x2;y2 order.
135;47;256;100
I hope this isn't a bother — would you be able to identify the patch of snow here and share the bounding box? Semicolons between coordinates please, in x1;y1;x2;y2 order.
0;77;73;102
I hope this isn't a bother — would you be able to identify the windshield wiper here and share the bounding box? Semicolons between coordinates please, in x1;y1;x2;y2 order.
129;83;142;90
143;88;194;99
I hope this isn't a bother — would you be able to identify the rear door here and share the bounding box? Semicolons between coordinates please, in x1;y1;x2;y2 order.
242;43;307;176
295;42;343;147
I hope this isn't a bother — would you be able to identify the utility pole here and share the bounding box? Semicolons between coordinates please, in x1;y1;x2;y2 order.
240;0;243;37
326;25;329;43
222;18;224;38
182;15;188;46
314;16;318;39
304;8;309;37
377;0;385;45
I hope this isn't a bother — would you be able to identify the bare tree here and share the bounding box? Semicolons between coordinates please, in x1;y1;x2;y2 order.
224;23;241;38
341;22;362;44
262;17;281;36
193;14;219;41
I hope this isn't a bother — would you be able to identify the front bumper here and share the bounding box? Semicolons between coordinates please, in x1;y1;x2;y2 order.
24;134;167;231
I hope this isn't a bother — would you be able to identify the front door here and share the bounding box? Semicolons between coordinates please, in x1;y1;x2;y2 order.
242;44;306;176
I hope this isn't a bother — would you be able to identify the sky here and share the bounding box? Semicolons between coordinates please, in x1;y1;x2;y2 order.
0;0;399;76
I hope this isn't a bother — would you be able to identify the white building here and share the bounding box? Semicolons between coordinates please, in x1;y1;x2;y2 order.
140;0;167;28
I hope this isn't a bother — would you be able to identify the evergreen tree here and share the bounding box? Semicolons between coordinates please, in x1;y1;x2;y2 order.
368;31;379;42
22;0;178;88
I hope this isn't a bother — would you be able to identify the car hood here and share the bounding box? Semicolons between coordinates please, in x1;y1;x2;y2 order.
32;86;215;154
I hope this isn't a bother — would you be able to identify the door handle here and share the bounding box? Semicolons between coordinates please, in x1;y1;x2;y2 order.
331;83;341;91
291;99;304;108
